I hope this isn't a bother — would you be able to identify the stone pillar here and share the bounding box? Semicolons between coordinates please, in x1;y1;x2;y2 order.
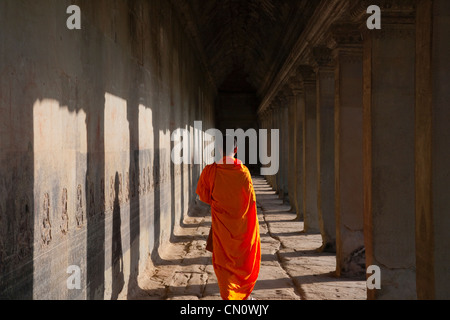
313;47;336;253
262;109;270;181
415;0;450;300
265;107;272;186
262;108;270;183
273;98;282;197
269;104;278;191
285;84;297;213
332;25;365;277
295;89;305;221
298;66;320;233
289;77;305;221
258;110;265;174
362;3;417;299
283;97;290;201
279;93;290;201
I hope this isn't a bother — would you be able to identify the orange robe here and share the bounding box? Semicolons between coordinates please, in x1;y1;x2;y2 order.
196;157;261;300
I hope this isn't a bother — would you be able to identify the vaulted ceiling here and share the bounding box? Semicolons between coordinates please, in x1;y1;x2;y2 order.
177;0;319;95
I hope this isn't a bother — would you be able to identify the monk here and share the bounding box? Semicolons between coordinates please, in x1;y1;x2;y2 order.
196;136;261;300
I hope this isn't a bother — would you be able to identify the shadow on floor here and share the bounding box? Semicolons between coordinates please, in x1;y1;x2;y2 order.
128;176;366;300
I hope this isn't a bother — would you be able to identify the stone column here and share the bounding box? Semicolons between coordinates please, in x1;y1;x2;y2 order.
289;76;305;221
332;25;365;277
313;47;336;253
415;0;450;300
285;84;297;213
278;93;290;201
273;98;282;196
362;3;417;299
262;109;270;181
269;104;278;191
266;107;272;186
257;110;265;174
262;108;270;183
298;66;320;233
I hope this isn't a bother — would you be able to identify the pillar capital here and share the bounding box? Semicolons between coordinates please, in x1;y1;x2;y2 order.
360;1;416;42
311;46;335;73
275;93;288;108
330;23;363;51
296;65;316;88
258;108;267;121
261;108;270;120
287;75;303;96
280;84;294;97
279;85;294;106
330;23;363;65
348;0;415;25
260;109;266;118
269;101;279;112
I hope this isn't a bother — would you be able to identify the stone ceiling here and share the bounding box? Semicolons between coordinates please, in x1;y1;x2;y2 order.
174;0;319;95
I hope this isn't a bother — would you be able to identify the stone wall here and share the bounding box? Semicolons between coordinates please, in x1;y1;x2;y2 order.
0;0;215;299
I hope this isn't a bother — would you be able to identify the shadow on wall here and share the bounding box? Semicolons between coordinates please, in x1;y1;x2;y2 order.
0;0;214;299
111;172;124;300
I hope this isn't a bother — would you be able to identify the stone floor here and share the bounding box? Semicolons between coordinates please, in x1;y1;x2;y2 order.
129;176;367;300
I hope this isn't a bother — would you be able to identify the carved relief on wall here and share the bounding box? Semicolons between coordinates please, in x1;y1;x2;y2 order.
109;176;115;212
147;166;152;193
174;165;181;178
60;188;69;235
131;169;136;199
153;162;160;190
88;180;95;219
140;167;146;196
0;199;6;264
17;195;32;261
100;178;105;215
125;171;130;203
41;193;52;247
118;173;123;204
0;176;7;267
75;185;84;228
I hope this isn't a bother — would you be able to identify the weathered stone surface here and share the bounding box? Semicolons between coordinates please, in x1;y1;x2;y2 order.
0;0;214;299
314;51;336;253
332;29;365;278
297;66;320;233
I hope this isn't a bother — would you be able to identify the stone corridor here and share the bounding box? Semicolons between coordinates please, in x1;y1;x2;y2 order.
1;0;449;300
129;177;365;301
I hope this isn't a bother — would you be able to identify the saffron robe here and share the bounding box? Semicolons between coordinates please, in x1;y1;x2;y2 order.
196;157;261;300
